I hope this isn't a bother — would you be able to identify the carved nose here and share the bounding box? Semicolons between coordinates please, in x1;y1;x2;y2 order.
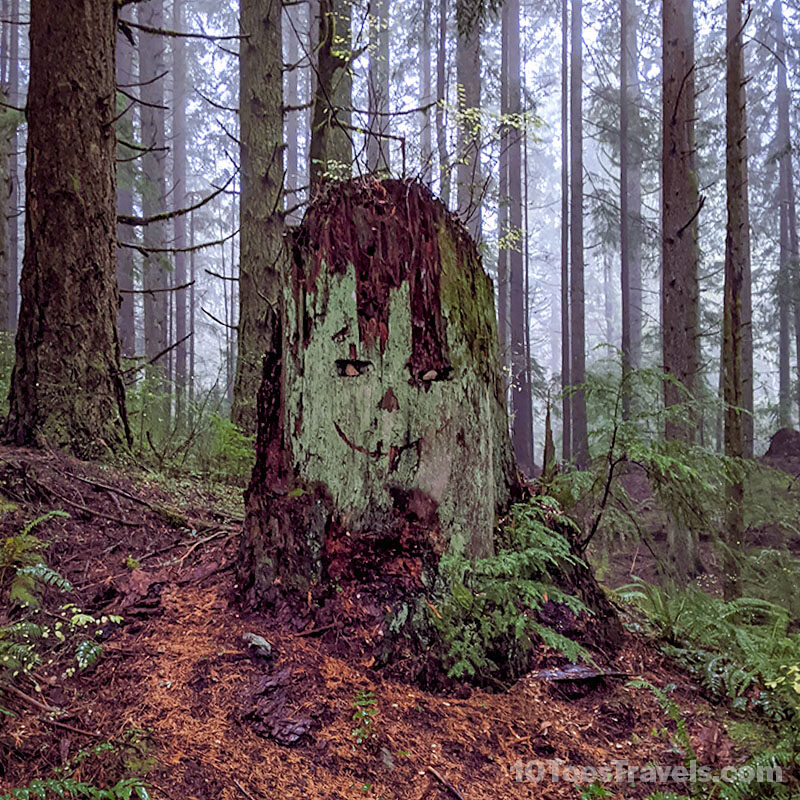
378;388;399;412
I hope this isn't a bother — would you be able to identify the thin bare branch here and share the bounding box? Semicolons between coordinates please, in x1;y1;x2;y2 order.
119;17;246;40
118;173;236;226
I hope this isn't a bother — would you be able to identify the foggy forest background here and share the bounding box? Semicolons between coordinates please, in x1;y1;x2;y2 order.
0;0;795;464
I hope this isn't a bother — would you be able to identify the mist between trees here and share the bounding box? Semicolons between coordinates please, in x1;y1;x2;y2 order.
0;0;793;470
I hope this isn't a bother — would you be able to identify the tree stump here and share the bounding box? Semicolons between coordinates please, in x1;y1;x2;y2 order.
238;179;617;676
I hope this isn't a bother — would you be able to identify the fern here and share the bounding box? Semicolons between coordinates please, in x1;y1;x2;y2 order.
432;495;591;682
720;745;795;800
0;776;150;800
20;510;70;538
0;519;117;690
0;534;46;569
75;640;103;671
1;513;71;609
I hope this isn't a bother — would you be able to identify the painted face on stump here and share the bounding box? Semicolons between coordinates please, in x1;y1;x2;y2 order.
283;183;508;558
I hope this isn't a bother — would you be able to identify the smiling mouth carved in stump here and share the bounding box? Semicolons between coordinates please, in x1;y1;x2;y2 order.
237;178;521;676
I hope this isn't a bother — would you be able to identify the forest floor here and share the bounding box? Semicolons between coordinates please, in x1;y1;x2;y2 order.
0;445;768;800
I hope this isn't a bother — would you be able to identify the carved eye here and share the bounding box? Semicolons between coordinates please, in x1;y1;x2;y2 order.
335;359;372;377
417;366;453;382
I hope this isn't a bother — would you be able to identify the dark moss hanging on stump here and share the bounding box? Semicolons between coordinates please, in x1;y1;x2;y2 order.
238;178;617;681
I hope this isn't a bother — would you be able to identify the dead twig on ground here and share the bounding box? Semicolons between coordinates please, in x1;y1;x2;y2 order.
0;681;57;714
176;529;228;567
68;472;162;514
42;483;138;527
38;717;103;739
233;779;259;800
427;767;468;800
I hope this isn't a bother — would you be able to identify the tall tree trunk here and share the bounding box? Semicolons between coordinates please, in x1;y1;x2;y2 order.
435;0;450;204
0;93;10;332
138;1;169;403
775;0;793;429
7;0;17;331
173;0;188;421
523;109;534;464
789;176;800;428
722;0;750;598
604;249;615;345
455;11;481;241
307;0;319;193
560;0;571;463
189;207;196;408
115;32;136;358
662;0;700;443
419;0;433;185
0;0;9;333
569;0;588;468
505;0;533;475
779;201;791;428
4;0;128;455
285;3;300;222
309;0;352;189
497;3;509;362
620;0;643;416
228;221;237;407
231;0;285;434
0;0;7;87
367;0;390;173
626;2;643;369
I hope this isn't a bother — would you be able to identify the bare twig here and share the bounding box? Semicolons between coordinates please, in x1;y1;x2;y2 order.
119;17;246;40
118;70;168;90
296;623;336;638
118;86;168;110
120;280;194;294
427;767;468;800
121;333;193;379
119;173;236;226
233;779;258;800
177;529;228;567
117;137;168;154
202;307;238;330
205;269;239;281
0;682;57;714
40;483;138;528
39;717;103;738
66;473;157;512
195;88;238;113
119;228;238;255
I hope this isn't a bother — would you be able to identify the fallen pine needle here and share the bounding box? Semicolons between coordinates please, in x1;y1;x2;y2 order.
234;778;259;800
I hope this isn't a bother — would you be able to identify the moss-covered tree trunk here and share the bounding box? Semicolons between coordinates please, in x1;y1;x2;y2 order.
231;0;285;434
239;180;520;653
4;0;128;456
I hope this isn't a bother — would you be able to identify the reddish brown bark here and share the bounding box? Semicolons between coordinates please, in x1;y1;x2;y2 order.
5;0;128;455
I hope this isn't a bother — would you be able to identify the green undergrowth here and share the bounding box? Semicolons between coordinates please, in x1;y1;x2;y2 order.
614;580;800;799
0;513;120;707
1;514;152;798
123;370;254;488
0;734;152;800
431;495;591;683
